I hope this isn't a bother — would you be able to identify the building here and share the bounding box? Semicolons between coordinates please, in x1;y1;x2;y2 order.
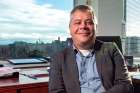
126;37;140;57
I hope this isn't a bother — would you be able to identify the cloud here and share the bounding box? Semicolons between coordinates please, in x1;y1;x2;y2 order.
0;0;70;43
126;20;140;36
126;28;140;36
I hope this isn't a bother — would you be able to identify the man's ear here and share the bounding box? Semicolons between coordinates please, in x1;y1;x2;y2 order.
69;19;71;28
69;23;70;28
95;24;98;35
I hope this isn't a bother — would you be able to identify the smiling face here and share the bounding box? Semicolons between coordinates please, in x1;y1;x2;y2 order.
69;9;96;49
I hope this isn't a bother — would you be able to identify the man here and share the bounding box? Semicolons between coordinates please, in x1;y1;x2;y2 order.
49;5;133;93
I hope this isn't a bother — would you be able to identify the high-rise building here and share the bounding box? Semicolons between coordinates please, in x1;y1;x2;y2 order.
126;37;140;57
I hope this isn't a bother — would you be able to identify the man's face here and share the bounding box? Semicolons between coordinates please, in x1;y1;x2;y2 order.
69;10;96;48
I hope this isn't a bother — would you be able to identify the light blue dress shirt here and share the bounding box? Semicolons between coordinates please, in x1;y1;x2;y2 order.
76;50;105;93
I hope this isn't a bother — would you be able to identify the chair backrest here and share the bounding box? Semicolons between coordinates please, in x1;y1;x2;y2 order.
96;36;122;53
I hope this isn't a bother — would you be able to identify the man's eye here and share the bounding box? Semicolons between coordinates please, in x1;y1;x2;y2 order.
86;21;93;25
74;22;81;25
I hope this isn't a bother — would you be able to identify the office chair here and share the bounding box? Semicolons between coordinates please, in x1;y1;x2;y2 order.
96;36;122;53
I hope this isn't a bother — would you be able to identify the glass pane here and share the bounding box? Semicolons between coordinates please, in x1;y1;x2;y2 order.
126;0;140;58
0;0;73;59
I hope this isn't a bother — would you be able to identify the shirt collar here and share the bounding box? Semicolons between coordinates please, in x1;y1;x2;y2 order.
73;44;95;55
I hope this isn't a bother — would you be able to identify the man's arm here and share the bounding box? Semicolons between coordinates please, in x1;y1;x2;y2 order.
105;43;133;93
49;53;66;93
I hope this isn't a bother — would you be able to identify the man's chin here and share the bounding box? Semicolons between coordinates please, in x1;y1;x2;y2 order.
79;37;91;42
79;40;92;45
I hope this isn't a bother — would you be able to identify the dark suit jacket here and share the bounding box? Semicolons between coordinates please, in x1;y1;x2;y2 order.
49;40;133;93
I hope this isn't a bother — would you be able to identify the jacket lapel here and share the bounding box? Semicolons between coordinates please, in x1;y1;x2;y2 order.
94;40;104;80
65;48;80;93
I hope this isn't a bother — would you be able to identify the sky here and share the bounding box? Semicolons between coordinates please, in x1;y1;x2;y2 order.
0;0;73;44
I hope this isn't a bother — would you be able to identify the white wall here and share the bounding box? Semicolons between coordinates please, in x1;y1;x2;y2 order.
74;0;87;6
97;0;124;37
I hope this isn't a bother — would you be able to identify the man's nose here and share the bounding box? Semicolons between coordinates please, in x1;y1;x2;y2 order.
80;22;87;28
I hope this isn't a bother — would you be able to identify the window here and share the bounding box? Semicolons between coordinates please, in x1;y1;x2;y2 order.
125;0;140;57
0;0;73;59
